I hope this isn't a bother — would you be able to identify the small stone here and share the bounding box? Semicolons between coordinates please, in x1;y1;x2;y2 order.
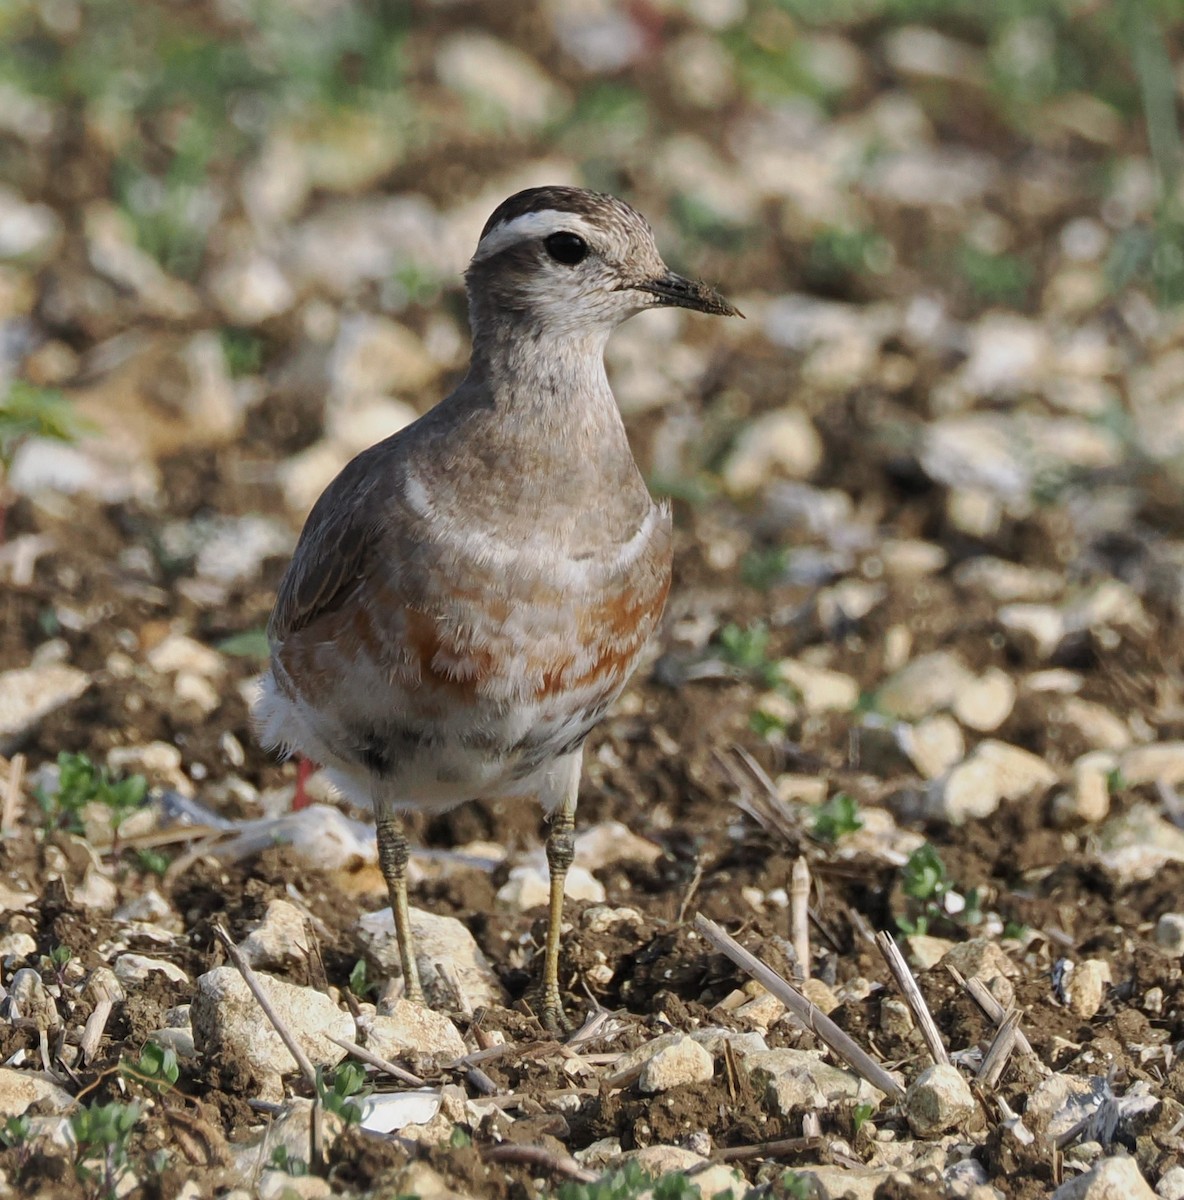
1156;1165;1184;1200
721;407;823;495
1055;698;1131;752
953;557;1063;603
0;1067;73;1118
778;659;859;714
618;1146;745;1200
905;935;956;970
878;538;948;576
237;899;310;972
358;907;504;1009
1154;913;1184;956
741;1048;884;1117
905;1063;976;1136
939;939;1017;983
900;715;965;780
1053;752;1116;826
1025;1074;1108;1140
0;186;62;260
146;633;225;679
209;251;295;325
998;604;1066;659
574;821;661;868
798;978;840;1014
435;33;569;131
1120;743;1184;788
364;999;466;1061
0;664;90;754
1065;959;1111;1019
928;739;1057;823
5;968;60;1030
875;651;973;721
495;862;604;910
113;955;190;987
880;997;913;1039
191;967;353;1101
638;1035;714;1094
329;314;439;401
1050;1155;1156;1199
0;933;37;963
951;667;1016;732
1094;804;1184;884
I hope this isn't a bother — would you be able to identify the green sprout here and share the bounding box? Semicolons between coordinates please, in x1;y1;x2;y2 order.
812;792;864;843
120;1042;180;1095
71;1102;140;1199
718;622;781;687
314;1062;369;1126
35;752;148;841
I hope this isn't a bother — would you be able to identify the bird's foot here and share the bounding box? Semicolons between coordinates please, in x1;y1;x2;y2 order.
531;982;575;1036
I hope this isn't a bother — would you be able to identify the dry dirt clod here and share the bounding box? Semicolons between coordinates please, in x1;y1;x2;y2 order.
741;1048;885;1118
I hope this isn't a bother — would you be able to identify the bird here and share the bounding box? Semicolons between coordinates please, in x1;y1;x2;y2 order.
255;185;740;1031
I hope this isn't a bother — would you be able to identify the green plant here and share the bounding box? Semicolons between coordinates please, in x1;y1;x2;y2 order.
47;944;73;988
956;244;1033;308
1;1114;32;1174
557;1162;715;1200
135;848;171;876
219;328;265;378
741;547;790;591
217;628;272;661
35;752;148;840
448;1125;472;1149
315;1062;369;1126
268;1144;308;1176
71;1102;140;1199
812;792;863;843
896;843;982;935
718;622;781;688
348;959;378;999
853;1101;875;1135
0;382;87;470
120;1042;180;1095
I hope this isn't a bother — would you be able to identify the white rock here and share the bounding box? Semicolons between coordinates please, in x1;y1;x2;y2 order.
953;556;1063;602
574;820;661;868
496;861;604;911
638;1035;713;1094
0;932;37;963
740;1048;884;1116
1157;1165;1184;1200
208;251;295;325
1054;752;1116;826
113;955;190;987
0;186;62;260
905;1063;976;1136
436;33;568;131
722;407;823;495
1120;743;1184;787
939;938;1017;982
0;664;90;754
1026;1073;1108;1139
193;515;293;584
5;970;59;1029
922;415;1030;498
358;906;504;1009
951;667;1016;732
905;935;956;970
779;659;859;713
238;899;310;971
1154;913;1184;956
364;999;466;1061
0;1067;73;1117
878;538;948;576
325;398;418;457
618;1146;745;1200
961;314;1048;397
1065;959;1111;1019
329;314;438;401
928;739;1057;823
875;651;974;720
1050;1155;1156;1199
358;1090;443;1135
1056;699;1131;752
148;1025;197;1064
865;147;998;209
1094;804;1184;884
190;967;353;1101
998;603;1067;659
147;634;225;679
900;715;965;780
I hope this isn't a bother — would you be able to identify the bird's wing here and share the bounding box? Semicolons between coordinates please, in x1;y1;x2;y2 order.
267;449;389;646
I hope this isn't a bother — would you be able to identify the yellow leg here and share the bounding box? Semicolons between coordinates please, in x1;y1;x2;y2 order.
537;800;575;1033
376;811;424;1004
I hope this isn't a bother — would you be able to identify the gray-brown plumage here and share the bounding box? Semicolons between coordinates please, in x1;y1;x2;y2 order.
257;185;739;1030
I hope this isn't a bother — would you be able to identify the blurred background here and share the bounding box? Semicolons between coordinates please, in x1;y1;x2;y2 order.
3;5;1184;1190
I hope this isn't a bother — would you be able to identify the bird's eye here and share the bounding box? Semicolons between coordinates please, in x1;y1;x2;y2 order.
544;232;588;266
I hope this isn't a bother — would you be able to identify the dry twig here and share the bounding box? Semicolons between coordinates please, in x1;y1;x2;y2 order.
715;1135;822;1162
875;931;949;1067
1;753;25;835
212;923;317;1088
948;966;1044;1071
977;1008;1021;1089
481;1143;596;1183
790;857;811;980
327;1035;426;1087
694;914;904;1101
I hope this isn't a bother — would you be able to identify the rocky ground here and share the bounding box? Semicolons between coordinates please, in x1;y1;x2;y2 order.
2;1;1184;1198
